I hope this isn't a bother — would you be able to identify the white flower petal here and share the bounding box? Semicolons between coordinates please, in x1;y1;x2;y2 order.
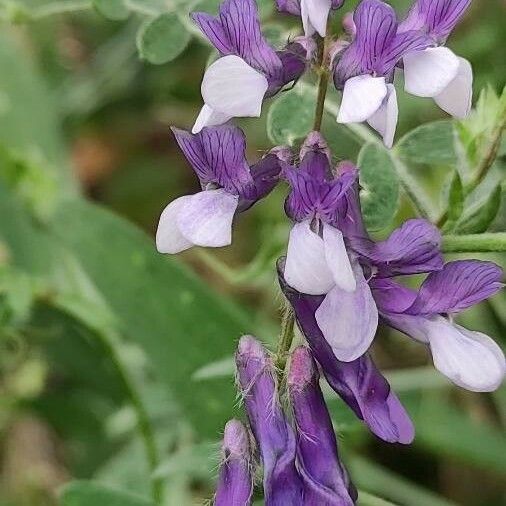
367;83;398;148
426;317;506;392
192;104;232;134
403;47;460;98
284;220;335;295
201;55;268;118
301;0;332;37
434;57;473;119
337;75;388;124
177;189;238;248
322;224;356;292
315;269;378;362
156;196;194;254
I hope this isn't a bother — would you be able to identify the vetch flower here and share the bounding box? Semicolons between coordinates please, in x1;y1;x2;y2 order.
278;260;415;444
288;346;357;505
236;336;304;505
156;125;285;254
372;260;505;392
399;0;473;118
333;0;430;147
215;419;253;506
191;0;315;132
276;0;345;37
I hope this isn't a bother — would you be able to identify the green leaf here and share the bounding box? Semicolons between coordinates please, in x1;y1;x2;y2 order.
60;480;154;506
93;0;129;20
267;87;315;145
453;184;502;234
445;171;464;223
357;143;399;232
395;120;457;165
137;13;191;65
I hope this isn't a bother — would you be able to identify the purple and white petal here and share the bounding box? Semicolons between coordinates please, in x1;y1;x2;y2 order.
156;196;194;254
177;189;238;248
403;47;460;98
322;224;356;292
366;83;398;148
315;267;378;362
337;75;388;124
201;55;269;118
434;56;473;118
284;220;335;295
192;105;232;134
406;260;503;316
301;0;332;37
276;0;301;15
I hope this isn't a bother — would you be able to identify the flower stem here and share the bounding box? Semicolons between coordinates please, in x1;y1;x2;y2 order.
275;303;295;378
313;33;330;132
442;232;506;253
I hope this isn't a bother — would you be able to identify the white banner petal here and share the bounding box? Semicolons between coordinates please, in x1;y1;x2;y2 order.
192;104;232;134
156;195;194;254
367;83;398;148
322;224;356;292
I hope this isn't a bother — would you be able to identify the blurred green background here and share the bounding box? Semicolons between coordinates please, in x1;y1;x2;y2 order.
0;0;505;505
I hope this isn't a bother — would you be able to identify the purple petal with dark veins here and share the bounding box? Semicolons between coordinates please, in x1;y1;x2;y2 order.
191;0;283;80
278;259;415;444
370;278;418;314
351;219;443;277
215;419;253;506
276;0;344;16
235;336;304;505
288;347;357;505
405;260;504;316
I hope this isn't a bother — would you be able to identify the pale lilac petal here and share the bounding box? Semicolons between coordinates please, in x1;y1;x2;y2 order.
434;57;473;118
427;318;506;392
301;0;332;37
366;83;398;148
406;260;503;315
156;196;194;254
177;189;238;248
202;55;268;118
403;47;460;97
284;221;335;295
315;268;378;362
192;105;232;134
322;224;356;292
337;75;387;123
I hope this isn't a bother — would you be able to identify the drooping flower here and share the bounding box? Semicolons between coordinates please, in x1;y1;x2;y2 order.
276;0;345;37
288;346;357;505
156;125;286;254
278;260;415;444
372;260;505;392
236;336;304;505
399;0;473;118
215;419;253;506
191;0;315;133
333;0;430;147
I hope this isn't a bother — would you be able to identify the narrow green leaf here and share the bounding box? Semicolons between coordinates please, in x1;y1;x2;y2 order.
267;87;315;145
445;171;464;224
357;143;399;231
60;480;154;506
93;0;129;20
137;13;191;65
453;184;502;234
358;491;398;506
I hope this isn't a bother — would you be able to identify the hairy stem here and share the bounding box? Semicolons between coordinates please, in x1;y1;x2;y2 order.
442;232;506;253
313;33;330;132
275;303;295;378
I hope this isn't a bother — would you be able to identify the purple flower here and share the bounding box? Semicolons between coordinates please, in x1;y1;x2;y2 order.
156;125;285;254
191;0;315;132
236;336;304;505
372;260;505;392
278;260;415;444
333;0;430;147
276;0;345;37
282;133;378;362
399;0;473;118
288;347;357;505
215;419;253;506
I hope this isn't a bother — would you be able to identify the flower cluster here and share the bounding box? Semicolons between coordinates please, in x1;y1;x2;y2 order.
155;0;505;503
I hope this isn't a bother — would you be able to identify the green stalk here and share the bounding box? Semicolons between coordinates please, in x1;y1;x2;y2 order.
442;232;506;253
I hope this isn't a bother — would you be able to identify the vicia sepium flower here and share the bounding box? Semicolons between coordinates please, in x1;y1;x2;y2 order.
372;260;505;392
191;0;315;133
276;0;344;37
236;336;304;505
399;0;473;118
288;346;357;505
283;133;378;362
278;261;415;444
333;0;430;147
156;125;285;254
215;419;253;506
